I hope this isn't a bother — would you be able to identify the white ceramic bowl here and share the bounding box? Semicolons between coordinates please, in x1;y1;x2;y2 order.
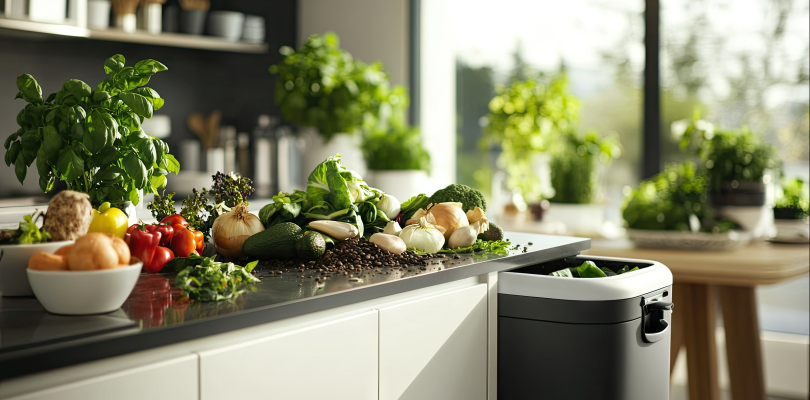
0;241;74;296
27;262;142;315
208;11;245;42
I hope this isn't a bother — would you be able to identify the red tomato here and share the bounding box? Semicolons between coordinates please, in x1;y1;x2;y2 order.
171;225;197;258
160;214;189;228
144;246;174;273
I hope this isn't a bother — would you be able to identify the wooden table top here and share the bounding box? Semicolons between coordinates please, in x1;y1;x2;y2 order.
585;240;810;286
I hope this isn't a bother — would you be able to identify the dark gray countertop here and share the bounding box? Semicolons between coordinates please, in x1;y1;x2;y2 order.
0;232;589;380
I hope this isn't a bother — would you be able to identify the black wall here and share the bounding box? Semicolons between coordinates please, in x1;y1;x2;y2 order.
0;0;296;197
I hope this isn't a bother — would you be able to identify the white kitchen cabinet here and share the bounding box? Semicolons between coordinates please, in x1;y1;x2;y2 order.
198;310;379;400
6;354;198;400
379;284;488;400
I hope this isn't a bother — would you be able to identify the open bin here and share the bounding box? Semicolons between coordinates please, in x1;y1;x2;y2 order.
498;255;673;400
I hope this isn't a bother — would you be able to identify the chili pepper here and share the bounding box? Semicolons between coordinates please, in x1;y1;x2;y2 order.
128;224;161;267
146;223;174;247
160;214;188;228
88;202;130;239
171;225;197;258
192;229;205;253
144;246;174;273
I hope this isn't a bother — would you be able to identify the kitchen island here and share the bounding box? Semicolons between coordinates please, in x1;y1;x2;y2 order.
0;232;589;400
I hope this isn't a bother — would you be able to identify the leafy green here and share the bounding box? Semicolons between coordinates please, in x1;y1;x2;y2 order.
4;55;178;205
361;125;431;172
148;191;177;221
269;32;408;141
438;239;512;256
210;171;255;209
775;178;809;215
576;261;607;278
8;211;50;244
174;254;260;302
259;190;310;227
399;193;430;222
549;130;620;204
550;262;640;278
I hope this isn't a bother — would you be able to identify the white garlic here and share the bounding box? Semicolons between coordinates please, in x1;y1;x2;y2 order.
448;221;484;249
383;221;402;236
308;220;358;240
369;233;407;255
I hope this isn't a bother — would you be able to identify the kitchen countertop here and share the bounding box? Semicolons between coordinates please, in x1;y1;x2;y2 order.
0;232;590;381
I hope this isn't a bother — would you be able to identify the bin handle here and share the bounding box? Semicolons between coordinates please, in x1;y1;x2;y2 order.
641;300;673;343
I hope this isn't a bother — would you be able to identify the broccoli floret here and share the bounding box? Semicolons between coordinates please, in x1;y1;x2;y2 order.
428;184;486;212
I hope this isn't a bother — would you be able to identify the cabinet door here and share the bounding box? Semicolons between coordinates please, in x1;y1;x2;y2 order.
7;355;198;400
379;284;488;400
198;310;378;400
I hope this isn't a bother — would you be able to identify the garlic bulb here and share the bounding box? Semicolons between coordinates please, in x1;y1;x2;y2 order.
369;233;407;254
448;221;484;249
308;220;358;240
213;203;265;259
400;217;445;254
383;221;402;236
425;203;469;239
466;207;489;232
376;194;402;219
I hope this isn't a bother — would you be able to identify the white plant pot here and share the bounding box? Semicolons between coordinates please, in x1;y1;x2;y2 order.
543;203;606;236
299;128;366;184
366;170;429;201
716;205;775;239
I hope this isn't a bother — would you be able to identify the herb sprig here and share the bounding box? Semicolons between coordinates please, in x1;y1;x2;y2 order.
173;254;260;302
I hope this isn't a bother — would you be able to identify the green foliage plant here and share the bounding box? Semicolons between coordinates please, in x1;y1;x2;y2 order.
549;130;621;204
775;178;809;216
4;54;179;205
622;161;732;232
269;32;408;142
361;125;431;172
679;121;778;190
481;74;580;201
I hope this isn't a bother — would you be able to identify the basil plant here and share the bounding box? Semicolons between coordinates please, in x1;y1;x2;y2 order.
4;54;179;205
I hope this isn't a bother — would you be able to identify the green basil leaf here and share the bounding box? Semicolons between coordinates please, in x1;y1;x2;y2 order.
16;74;43;104
149;174;166;191
57;147;84;182
128;188;141;205
165;153;180;174
125;153;147;189
92;91;111;102
39;174;55;192
4;134;15;150
118;92;153;119
73;105;86;122
43;125;61;159
135;138;156;165
15;153;27;183
20;131;40;150
22;147;37;166
132;87;164;110
6;141;21;167
93;148;122;166
36;147;50;175
104;54;126;74
95;166;124;182
45;92;57;103
133;59;168;75
70;123;86;141
86;111;108;153
63;79;92;98
45;109;57;123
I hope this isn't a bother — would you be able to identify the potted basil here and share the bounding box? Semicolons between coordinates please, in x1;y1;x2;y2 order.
361;125;431;201
269;32;408;178
544;129;620;234
3;54;180;220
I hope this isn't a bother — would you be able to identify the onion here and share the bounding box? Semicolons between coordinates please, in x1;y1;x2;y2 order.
425;203;469;239
376;194;402;219
400;217;445;254
213;203;264;259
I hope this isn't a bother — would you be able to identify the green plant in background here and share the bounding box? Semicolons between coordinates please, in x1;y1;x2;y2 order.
4;54;179;205
622;161;732;232
481;74;580;201
775;178;809;216
549;130;621;204
679;121;778;190
269;32;408;142
361;126;431;172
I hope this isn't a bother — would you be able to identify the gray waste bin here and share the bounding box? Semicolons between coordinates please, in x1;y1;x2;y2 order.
498;255;674;400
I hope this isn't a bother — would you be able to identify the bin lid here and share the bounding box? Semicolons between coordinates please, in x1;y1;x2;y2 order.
498;255;673;301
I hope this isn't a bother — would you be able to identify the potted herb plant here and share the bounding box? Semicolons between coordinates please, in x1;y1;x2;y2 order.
772;178;809;243
679;123;779;237
4;54;180;221
543;129;620;235
482;74;580;204
361;125;431;201
269;32;408;178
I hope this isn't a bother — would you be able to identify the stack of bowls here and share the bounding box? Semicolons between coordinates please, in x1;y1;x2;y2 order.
208;11;245;42
242;15;265;44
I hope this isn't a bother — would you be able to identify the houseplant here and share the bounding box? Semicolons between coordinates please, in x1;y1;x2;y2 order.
548;129;620;204
481;74;579;202
4;54;180;218
772;178;809;243
269;32;408;176
361;125;431;201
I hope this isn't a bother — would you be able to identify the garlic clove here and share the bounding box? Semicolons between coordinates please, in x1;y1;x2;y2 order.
383;221;402;236
369;233;407;254
308;220;358;240
448;224;478;249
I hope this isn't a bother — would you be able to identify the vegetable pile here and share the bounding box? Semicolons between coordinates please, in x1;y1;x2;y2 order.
171;254;259;301
550;261;639;278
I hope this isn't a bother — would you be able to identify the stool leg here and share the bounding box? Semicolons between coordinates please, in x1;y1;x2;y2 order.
719;285;766;400
681;284;720;400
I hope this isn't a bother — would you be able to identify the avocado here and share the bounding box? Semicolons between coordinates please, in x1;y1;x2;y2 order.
242;222;302;260
295;231;326;261
478;221;504;241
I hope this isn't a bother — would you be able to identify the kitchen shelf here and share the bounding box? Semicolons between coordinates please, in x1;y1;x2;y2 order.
0;17;269;53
